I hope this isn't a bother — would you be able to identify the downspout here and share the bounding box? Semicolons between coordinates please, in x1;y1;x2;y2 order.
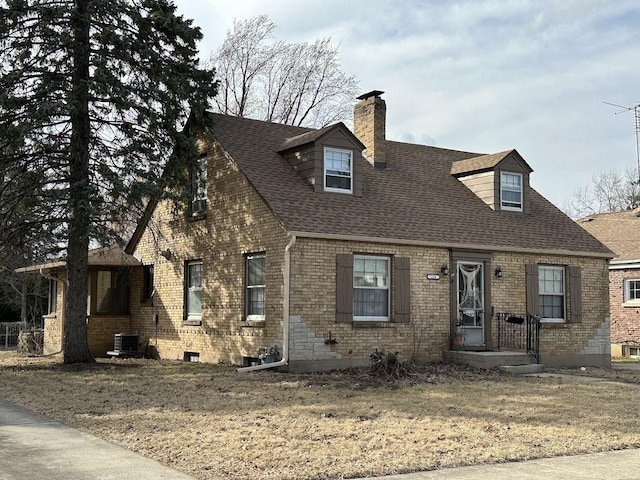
237;234;296;372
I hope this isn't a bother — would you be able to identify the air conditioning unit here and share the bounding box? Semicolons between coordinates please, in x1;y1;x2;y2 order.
191;199;207;214
113;333;138;353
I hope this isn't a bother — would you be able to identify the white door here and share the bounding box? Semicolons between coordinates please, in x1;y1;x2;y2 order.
456;261;484;346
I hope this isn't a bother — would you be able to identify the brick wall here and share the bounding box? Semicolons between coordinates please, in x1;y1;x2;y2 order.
86;316;133;356
491;252;610;366
287;241;610;370
609;269;640;355
288;238;450;370
130;133;289;365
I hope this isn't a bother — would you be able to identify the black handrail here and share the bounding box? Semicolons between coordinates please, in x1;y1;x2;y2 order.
497;312;541;363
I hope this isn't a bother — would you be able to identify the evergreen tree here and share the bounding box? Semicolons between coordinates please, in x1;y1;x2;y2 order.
0;0;216;362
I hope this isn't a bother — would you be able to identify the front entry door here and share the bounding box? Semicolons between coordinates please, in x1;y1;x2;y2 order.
456;261;484;346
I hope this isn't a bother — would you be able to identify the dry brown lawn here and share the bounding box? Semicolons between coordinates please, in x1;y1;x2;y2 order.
1;352;639;480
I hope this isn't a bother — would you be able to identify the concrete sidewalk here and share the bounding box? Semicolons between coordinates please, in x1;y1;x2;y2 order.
0;399;195;480
356;449;640;479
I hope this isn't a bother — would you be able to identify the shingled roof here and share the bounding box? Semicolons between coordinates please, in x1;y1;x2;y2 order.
450;149;531;176
16;244;140;273
578;209;640;261
205;113;611;257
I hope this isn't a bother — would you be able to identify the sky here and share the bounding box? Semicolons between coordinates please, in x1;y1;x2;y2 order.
172;0;640;210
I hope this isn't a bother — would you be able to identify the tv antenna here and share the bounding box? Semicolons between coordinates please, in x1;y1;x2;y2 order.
603;101;640;183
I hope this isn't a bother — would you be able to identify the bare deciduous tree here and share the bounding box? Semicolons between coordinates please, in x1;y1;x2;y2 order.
562;168;640;219
209;15;359;127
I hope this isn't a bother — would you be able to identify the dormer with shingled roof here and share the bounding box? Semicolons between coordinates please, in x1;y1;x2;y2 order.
277;122;365;197
451;149;533;213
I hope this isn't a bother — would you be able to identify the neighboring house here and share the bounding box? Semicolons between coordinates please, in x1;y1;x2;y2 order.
579;209;640;357
21;91;613;370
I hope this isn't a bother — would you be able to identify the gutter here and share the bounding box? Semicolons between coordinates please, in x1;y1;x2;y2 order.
237;234;296;373
286;231;614;260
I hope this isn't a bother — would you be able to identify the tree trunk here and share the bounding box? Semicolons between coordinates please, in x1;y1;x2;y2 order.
64;0;93;363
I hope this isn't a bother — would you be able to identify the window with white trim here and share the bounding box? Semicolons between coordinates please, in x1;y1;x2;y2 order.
624;279;640;303
353;255;389;321
185;260;203;322
626;346;640;357
324;147;352;193
539;265;565;322
245;253;266;321
500;172;523;211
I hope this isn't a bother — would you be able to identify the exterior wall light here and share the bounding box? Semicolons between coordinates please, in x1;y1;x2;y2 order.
495;266;503;278
440;263;449;275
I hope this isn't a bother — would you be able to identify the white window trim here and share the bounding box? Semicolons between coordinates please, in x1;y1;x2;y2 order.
623;278;640;306
353;255;390;322
186;260;203;322
500;172;523;212
245;253;266;322
323;147;353;194
539;265;565;323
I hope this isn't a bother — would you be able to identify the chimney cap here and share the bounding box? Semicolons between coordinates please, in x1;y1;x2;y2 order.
356;90;385;101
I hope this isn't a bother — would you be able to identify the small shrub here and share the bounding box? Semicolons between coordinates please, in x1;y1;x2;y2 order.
369;348;412;379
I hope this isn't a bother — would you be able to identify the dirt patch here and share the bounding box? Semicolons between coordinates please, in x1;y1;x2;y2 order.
1;352;639;480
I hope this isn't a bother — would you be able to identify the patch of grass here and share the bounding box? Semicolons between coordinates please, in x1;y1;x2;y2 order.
1;352;639;480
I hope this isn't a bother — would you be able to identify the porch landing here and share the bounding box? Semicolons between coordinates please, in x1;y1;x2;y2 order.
443;350;543;373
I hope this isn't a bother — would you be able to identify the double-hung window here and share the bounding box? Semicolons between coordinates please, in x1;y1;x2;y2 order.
500;172;523;211
353;255;390;321
324;147;352;193
185;260;203;322
539;265;565;322
245;253;266;321
624;279;640;303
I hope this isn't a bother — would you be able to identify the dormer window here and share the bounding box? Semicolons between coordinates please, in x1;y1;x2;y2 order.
500;172;523;211
324;147;352;193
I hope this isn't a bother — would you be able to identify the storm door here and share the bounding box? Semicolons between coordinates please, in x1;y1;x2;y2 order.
456;261;484;346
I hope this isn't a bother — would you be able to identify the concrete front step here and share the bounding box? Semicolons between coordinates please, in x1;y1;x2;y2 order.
499;364;545;375
443;350;538;369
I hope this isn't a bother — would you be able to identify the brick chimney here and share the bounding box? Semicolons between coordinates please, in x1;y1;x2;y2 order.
353;90;386;169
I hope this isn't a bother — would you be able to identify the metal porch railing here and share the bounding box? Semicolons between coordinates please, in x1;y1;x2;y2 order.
497;313;541;362
0;322;26;350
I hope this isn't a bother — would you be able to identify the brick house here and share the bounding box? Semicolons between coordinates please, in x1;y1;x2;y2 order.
579;209;640;357
24;91;613;369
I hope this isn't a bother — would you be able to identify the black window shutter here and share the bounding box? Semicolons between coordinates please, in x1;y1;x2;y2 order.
394;257;410;322
569;266;582;323
525;264;539;316
336;254;353;322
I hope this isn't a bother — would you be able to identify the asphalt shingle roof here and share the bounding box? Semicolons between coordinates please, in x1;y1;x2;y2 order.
578;210;640;261
206;113;612;257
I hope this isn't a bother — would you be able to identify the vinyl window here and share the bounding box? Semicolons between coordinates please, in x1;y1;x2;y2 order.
353;255;390;321
501;172;523;211
324;147;352;193
185;260;203;322
539;265;565;322
624;279;640;303
245;254;266;321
